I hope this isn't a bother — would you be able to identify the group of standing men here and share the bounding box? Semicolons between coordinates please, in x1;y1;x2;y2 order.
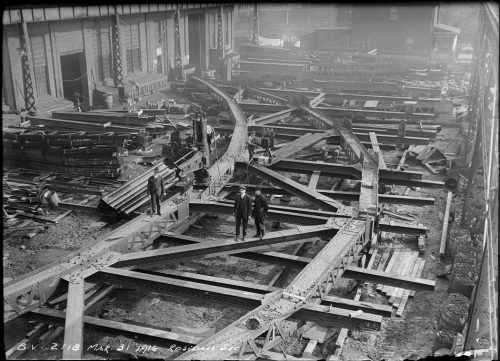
233;185;268;240
148;167;269;242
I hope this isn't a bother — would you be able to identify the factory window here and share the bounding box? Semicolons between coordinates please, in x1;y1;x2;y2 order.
361;34;369;49
93;23;112;82
389;6;398;20
209;13;216;49
30;34;50;96
225;11;230;46
125;22;141;73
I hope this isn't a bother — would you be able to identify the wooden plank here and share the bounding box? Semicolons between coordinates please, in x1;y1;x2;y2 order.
396;258;423;316
380;251;407;295
392;253;419;306
379;249;400;293
409;259;426;297
366;248;378;270
396;150;408;170
389;253;417;304
439;191;453;261
308;171;321;190
62;280;84;359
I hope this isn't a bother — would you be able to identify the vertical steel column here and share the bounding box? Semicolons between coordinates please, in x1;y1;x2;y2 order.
18;16;37;113
112;12;124;99
252;3;259;44
217;5;224;77
174;9;182;78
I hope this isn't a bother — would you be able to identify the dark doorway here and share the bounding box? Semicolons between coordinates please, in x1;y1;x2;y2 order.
60;52;87;105
188;14;206;71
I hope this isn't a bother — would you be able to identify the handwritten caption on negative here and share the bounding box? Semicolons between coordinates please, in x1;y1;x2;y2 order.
17;342;240;354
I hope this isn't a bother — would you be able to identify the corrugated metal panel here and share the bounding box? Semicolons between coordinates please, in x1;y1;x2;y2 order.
139;4;149;13
158;4;166;11
130;4;140;14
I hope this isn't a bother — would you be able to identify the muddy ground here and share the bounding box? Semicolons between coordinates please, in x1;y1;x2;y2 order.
3;109;482;360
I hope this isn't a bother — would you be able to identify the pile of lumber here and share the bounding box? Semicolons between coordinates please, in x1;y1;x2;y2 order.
409;144;448;174
369;247;426;316
3;171;102;237
3;132;121;178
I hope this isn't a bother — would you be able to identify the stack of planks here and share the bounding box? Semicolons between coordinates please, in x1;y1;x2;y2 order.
370;247;426;316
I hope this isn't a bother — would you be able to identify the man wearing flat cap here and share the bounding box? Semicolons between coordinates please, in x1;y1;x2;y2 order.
233;185;252;240
147;167;165;216
252;187;268;238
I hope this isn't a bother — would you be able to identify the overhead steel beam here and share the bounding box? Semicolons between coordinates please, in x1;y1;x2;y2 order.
271;131;335;164
342;266;435;292
313;106;435;121
135;269;282;294
266;159;425;181
378;221;427;235
246;163;352;214
112;223;339;268
89;268;264;307
156;232;314;268
222;184;435;206
189;200;334;225
239;102;290;113
62;280;84;360
294;304;382;331
26;307;203;346
310;93;326;107
188;200;428;234
251;108;296;126
320;295;393;317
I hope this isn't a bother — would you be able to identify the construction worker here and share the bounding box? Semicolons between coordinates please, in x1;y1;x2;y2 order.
147;167;165;216
233;185;252;241
247;131;256;162
175;165;183;181
252;187;269;239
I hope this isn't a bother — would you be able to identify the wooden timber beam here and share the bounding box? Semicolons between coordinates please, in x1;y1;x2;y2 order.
342;266;435;292
439;191;453;261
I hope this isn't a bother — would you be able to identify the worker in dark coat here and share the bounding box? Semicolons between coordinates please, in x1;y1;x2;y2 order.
233;185;252;240
252;187;269;238
147;167;165;215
